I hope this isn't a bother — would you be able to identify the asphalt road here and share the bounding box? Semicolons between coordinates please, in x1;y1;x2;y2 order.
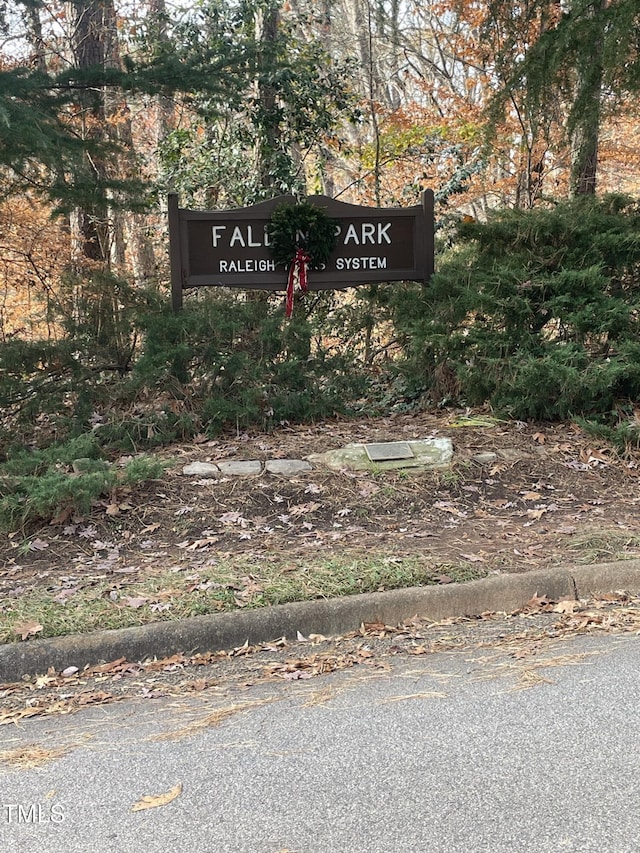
1;629;639;853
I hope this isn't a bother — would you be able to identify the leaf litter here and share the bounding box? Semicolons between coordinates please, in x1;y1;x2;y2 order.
4;411;640;615
2;593;638;725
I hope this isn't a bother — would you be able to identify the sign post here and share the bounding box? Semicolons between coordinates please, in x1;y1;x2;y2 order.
168;192;434;311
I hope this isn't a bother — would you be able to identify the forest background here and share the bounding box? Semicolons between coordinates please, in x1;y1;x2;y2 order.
1;0;640;530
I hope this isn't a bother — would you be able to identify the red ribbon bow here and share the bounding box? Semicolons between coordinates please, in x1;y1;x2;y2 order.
285;248;311;318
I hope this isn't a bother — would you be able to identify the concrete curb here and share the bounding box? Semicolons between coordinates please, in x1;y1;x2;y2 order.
2;560;640;683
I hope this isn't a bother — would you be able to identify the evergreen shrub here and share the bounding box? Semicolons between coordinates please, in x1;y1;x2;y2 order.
0;436;164;531
391;195;640;435
132;291;368;435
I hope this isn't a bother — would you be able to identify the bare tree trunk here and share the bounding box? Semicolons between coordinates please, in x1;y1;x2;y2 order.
102;0;156;281
255;1;282;194
68;0;109;264
570;0;605;196
319;0;336;196
24;3;47;72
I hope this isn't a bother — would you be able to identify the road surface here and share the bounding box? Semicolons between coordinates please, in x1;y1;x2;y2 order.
1;621;639;852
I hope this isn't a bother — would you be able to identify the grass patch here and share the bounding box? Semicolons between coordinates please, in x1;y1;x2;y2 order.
0;553;488;644
565;530;640;564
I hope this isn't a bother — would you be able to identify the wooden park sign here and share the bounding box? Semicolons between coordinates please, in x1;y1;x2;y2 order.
168;191;434;311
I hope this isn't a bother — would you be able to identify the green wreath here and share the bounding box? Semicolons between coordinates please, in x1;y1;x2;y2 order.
267;201;338;269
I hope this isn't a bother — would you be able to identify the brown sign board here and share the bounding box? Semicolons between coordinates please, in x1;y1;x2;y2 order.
169;192;434;310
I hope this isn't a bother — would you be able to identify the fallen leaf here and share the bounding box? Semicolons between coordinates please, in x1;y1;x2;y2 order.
74;690;114;706
121;596;148;609
433;501;465;517
185;536;219;551
358;481;381;498
62;666;79;678
523;594;553;611
308;633;327;643
131;783;183;812
28;538;49;551
49;507;73;525
532;432;546;444
527;508;547;520
290;502;321;516
218;511;248;526
488;463;508;476
521;491;542;501
281;670;313;680
580;447;609;466
54;587;79;603
553;599;578;614
14;620;44;641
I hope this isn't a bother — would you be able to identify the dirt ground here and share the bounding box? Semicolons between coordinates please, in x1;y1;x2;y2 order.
3;409;640;596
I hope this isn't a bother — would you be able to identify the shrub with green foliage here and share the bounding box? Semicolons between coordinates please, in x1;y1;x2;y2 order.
130;290;368;439
0;434;164;531
0;282;371;458
392;195;640;437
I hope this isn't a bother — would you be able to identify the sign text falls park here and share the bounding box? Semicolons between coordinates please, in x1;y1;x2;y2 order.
169;191;434;311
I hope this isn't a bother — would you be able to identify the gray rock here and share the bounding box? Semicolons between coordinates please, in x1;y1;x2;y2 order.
217;460;262;476
473;452;498;465
182;461;220;477
497;448;531;462
265;459;313;476
307;438;453;472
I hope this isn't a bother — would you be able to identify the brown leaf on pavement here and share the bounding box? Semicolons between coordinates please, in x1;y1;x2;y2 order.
553;599;579;615
131;783;183;812
521;594;554;613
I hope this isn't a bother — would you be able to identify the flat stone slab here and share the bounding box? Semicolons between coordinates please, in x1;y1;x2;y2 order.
182;462;220;477
217;460;263;476
307;438;453;472
265;459;313;476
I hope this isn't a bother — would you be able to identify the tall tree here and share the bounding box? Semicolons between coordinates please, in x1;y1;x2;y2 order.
68;0;111;263
488;0;640;197
157;0;353;206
